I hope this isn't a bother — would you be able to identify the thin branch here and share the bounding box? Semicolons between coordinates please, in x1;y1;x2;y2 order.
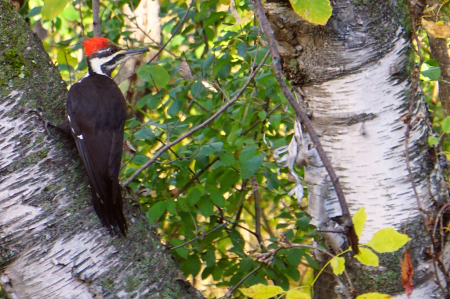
221;264;263;298
251;176;264;247
241;103;281;135
147;0;195;65
76;0;85;36
407;2;450;292
169;223;227;250
92;0;101;37
252;0;359;254
173;157;220;198
123;50;270;187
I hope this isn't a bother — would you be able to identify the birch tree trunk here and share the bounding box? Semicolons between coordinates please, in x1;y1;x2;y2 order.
0;2;203;298
264;0;448;298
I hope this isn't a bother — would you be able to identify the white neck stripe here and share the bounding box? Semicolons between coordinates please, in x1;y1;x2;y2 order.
89;52;121;76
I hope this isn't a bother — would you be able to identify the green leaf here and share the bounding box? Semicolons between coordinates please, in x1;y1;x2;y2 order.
329;256;345;275
304;254;319;269
203;249;216;268
220;150;235;166
286;289;311;299
60;7;79;21
239;257;254;272
134;126;155;141
213;56;232;78
367;228;411;253
136;64;171;88
229;229;245;252
198;197;214;217
210;189;226;207
422;67;441;81
442;116;450;133
187;187;203;206
289;0;332;26
186;254;202;277
146;201;166;223
41;0;70;20
428;136;440;146
352;207;366;238
239;145;265;179
287;248;303;266
240;284;284;299
171;239;189;259
26;6;42;18
355;247;379;267
258;110;267;121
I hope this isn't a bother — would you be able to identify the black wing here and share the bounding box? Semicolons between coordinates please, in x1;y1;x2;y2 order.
67;74;127;236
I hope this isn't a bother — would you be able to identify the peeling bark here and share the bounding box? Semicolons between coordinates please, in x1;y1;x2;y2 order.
264;1;448;298
0;2;203;298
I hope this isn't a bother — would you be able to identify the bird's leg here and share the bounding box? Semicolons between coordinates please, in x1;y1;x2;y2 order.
23;107;70;136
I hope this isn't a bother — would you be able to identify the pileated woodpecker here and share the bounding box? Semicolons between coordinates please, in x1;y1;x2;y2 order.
65;37;148;236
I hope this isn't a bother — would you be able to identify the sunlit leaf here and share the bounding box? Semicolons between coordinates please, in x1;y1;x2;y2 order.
442;116;450;133
352;207;366;238
239;145;265;179
428;136;439;146
240;284;284;299
286;289;311;299
289;0;332;26
137;64;170;88
356;293;392;299
421;67;441;81
41;0;70;20
367;228;411;253
330;256;345;275
355;247;379;267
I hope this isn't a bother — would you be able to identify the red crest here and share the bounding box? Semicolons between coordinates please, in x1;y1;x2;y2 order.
83;37;110;57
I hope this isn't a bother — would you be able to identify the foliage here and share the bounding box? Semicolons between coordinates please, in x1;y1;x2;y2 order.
288;0;332;26
240;208;410;298
23;0;423;297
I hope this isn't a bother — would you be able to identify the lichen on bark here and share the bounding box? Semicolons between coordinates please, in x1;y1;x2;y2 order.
0;1;203;298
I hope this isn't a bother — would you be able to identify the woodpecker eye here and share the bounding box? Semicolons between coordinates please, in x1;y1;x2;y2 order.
108;48;116;54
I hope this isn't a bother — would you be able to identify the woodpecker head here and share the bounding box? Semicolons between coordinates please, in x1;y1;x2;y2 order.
83;37;149;77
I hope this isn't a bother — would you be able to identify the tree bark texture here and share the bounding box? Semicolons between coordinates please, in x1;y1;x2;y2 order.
264;0;447;298
0;2;203;298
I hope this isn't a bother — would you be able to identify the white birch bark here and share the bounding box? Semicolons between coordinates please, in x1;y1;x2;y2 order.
266;1;447;297
0;2;203;298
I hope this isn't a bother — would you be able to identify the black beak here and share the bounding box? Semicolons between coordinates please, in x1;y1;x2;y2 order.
121;48;149;56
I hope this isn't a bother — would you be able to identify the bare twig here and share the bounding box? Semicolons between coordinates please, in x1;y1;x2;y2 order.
407;2;450;293
169;223;227;250
251;176;264;247
92;0;101;37
252;0;359;254
76;0;85;36
221;264;263;298
147;0;195;65
123;50;270;187
173;157;220;198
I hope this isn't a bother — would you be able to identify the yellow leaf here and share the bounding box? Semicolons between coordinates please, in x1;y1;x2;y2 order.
367;228;411;253
356;292;392;299
41;0;71;20
286;289;311;299
289;0;332;26
299;264;313;297
240;284;284;299
329;256;345;275
352;207;366;238
355;247;379;267
422;18;450;38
